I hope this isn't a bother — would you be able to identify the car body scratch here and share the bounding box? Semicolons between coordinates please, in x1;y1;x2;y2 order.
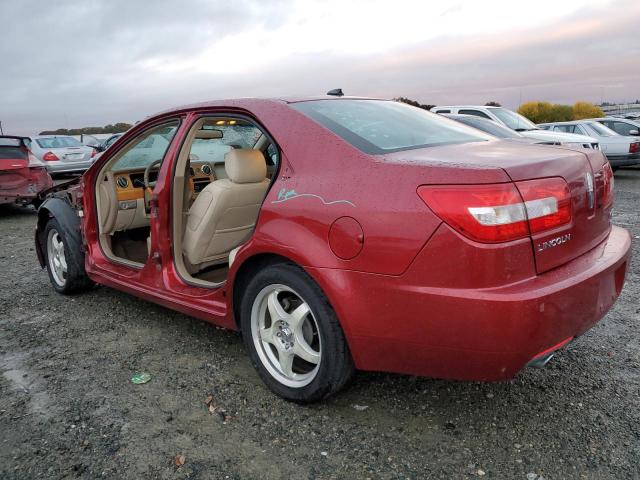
272;188;356;207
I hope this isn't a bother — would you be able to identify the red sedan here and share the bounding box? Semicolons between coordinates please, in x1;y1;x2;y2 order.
34;97;631;402
1;136;53;207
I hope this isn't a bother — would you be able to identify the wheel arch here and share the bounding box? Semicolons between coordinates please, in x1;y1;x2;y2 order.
231;252;292;331
230;251;358;356
35;197;83;268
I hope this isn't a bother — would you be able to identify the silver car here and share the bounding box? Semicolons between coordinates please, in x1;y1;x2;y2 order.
591;117;640;138
538;120;640;169
29;135;95;175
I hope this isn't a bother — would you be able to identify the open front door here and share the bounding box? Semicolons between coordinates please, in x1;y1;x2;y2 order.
88;120;181;291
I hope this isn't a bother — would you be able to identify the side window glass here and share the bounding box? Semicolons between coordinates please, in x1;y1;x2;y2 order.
435;109;450;114
459;109;492;119
266;143;279;166
577;126;590;136
112;121;179;171
613;122;634;135
189;119;263;164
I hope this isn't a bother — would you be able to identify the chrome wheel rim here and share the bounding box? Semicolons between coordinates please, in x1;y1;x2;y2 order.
251;284;321;388
47;229;67;287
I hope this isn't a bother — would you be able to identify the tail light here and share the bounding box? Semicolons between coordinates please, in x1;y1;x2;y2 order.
91;148;97;158
418;177;572;244
630;142;639;154
515;177;571;234
602;162;614;207
27;151;42;167
43;151;59;161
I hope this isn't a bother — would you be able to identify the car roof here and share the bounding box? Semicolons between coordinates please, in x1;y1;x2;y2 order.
32;134;77;138
433;105;499;109
444;113;494;121
153;95;384;117
538;120;593;125
589;117;640;123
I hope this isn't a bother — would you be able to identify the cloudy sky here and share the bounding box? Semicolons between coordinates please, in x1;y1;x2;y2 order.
1;0;639;135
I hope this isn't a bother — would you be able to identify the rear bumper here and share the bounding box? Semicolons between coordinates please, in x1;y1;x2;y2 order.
45;160;93;174
607;154;640;167
315;225;632;381
0;167;53;204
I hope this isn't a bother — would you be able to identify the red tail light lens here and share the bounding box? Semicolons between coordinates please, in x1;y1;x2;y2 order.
42;151;59;161
91;148;97;158
417;183;529;243
630;142;639;154
418;177;572;243
515;177;572;234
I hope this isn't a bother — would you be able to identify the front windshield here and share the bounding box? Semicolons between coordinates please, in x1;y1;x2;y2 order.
112;122;178;171
458;116;522;139
292;100;492;154
586;122;618;137
489;108;538;131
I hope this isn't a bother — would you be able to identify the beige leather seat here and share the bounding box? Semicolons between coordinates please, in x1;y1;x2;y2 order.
183;149;269;269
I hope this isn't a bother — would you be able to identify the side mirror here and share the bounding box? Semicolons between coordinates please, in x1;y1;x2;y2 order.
629;129;639;136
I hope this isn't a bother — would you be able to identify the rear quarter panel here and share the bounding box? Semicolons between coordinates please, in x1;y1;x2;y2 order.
243;103;462;276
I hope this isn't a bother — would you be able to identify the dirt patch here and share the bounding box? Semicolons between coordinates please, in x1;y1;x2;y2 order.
1;169;639;479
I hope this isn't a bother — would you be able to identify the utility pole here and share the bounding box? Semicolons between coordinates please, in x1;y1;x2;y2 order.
0;121;4;135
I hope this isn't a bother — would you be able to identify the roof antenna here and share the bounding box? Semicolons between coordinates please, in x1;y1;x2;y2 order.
327;88;344;97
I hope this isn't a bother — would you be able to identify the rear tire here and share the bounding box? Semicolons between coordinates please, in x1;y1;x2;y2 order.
240;263;354;402
43;218;93;294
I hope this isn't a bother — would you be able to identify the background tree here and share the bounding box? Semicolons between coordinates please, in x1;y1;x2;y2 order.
572;101;604;120
394;97;435;110
518;101;599;123
517;101;554;123
549;104;574;122
485;101;501;107
40;123;133;135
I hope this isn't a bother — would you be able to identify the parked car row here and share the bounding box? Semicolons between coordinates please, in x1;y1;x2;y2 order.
538;119;640;169
431;105;600;149
431;105;640;170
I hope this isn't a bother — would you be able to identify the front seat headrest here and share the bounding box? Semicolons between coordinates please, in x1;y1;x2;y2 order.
224;149;267;184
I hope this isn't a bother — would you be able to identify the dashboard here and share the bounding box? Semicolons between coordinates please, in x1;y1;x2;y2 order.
114;161;216;202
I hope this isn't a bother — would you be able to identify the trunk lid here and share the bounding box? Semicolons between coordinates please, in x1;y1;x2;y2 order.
57;146;87;162
388;140;612;273
0;137;31;193
0;137;29;171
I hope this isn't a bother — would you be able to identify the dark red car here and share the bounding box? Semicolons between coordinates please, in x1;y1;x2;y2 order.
1;136;53;207
34;97;631;402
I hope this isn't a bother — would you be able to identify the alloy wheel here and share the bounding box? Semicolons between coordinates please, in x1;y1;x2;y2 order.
47;229;67;287
251;284;321;388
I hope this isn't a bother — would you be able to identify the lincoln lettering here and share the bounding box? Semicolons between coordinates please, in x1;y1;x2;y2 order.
537;233;572;252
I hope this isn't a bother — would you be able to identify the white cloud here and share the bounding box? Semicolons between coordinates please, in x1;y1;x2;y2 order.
0;0;636;134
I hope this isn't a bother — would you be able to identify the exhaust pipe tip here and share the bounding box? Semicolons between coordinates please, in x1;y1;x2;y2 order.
527;336;574;369
527;352;555;369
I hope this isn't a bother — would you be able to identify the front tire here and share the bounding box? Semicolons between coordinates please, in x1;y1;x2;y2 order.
240;263;354;402
43;218;93;294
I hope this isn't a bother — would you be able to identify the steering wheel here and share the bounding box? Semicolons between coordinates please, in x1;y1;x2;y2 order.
144;159;163;189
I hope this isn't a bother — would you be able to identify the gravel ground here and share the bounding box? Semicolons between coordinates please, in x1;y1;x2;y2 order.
1;169;639;480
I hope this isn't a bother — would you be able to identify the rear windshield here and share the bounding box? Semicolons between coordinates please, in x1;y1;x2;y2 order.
292;100;491;154
488;108;537;131
35;137;82;148
586;122;617;137
456;116;522;139
0;138;28;159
